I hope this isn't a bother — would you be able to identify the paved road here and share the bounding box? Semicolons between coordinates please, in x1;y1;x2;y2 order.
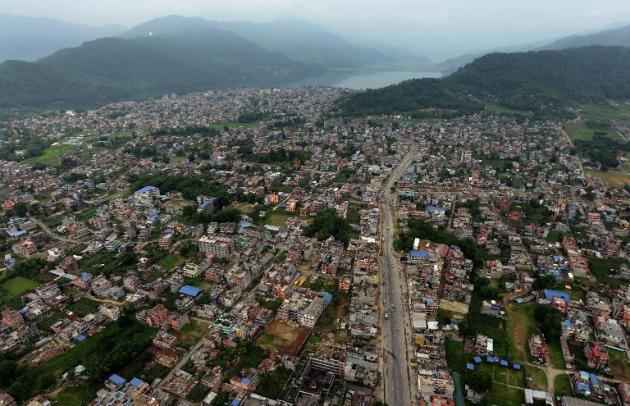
379;146;418;406
29;215;81;245
157;337;206;391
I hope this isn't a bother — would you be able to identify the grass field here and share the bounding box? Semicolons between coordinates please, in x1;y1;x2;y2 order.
484;385;524;406
588;256;629;284
582;103;630;126
608;348;630;380
77;207;97;222
445;338;466;372
266;212;292;227
554;373;573;396
2;276;39;296
506;304;536;363
488;364;524;387
476;363;524;406
584;169;630;189
178;320;208;349
37;310;65;332
563;121;617;142
68;297;100;317
524;366;547;390
53;381;101;406
256;320;302;352
25;144;77;167
158;254;181;270
547;340;566;369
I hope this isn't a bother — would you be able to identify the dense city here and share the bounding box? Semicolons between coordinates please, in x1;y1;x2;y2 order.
0;87;628;406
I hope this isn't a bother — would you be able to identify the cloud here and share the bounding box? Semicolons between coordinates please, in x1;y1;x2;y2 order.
2;0;630;58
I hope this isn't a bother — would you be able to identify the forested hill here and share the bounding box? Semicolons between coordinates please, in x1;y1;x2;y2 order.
337;46;630;117
0;28;322;110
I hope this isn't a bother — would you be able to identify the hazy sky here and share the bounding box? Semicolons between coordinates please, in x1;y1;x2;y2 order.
3;0;630;59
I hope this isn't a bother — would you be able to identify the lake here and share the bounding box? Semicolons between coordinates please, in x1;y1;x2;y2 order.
293;69;442;89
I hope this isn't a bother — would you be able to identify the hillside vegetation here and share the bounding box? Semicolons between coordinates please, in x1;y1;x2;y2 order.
0;28;322;110
338;46;630;118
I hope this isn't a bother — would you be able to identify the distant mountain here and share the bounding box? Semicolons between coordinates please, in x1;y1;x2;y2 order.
0;13;122;62
438;23;630;73
544;23;630;50
124;16;427;69
0;28;323;110
338;46;630;118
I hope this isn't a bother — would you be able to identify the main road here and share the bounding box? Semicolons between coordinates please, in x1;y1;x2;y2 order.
379;145;418;406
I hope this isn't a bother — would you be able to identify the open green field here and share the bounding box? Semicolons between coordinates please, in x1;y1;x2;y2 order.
256;320;301;352
525;366;547;390
265;212;292;227
178;320;208;349
68;297;100;317
158;254;181;270
506;304;536;363
588;256;629;285
608;348;630;380
547;340;566;369
77;207;97;222
484;363;524;387
445;338;466;372
484;385;523;406
563;121;618;142
582;103;630;126
585;169;630;189
475;363;524;405
53;381;101;406
2;276;39;296
25;144;77;167
554;373;573;396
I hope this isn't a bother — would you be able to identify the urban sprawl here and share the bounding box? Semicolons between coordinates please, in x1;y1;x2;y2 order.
0;87;628;406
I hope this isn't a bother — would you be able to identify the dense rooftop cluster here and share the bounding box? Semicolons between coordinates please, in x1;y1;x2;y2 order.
0;88;628;406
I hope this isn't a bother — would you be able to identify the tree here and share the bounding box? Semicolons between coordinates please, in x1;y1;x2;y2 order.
466;369;493;393
303;209;353;246
534;304;562;340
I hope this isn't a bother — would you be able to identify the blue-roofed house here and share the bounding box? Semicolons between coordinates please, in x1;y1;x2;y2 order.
544;289;571;303
473;356;482;364
107;374;127;389
74;334;86;343
408;250;430;262
129;377;145;388
426;206;447;217
135;186;158;195
321;292;333;306
198;197;217;213
231;400;241;406
512;363;521;370
466;363;475;371
575;382;591;396
179;285;202;297
134;186;160;203
499;359;509;367
486;355;496;364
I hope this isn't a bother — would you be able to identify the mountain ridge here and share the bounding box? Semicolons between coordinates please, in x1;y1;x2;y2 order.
0;27;323;110
338;46;630;118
